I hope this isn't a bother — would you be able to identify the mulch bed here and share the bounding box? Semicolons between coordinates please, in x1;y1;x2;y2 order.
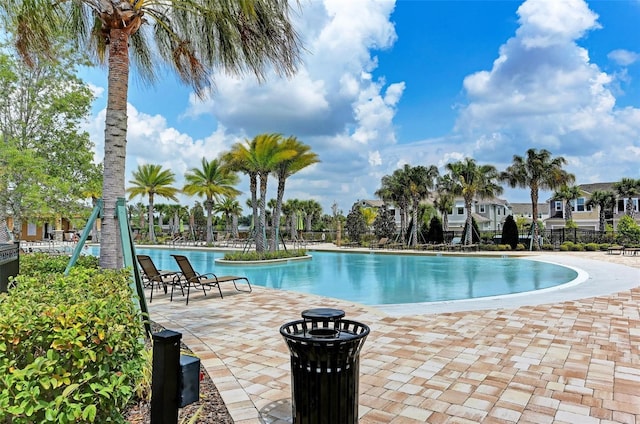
124;322;234;423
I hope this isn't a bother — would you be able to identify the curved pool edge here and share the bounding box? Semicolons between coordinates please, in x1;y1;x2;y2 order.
374;254;640;316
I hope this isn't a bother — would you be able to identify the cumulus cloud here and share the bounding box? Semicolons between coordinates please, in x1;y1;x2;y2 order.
608;49;640;66
178;0;402;210
86;0;640;213
454;0;640;187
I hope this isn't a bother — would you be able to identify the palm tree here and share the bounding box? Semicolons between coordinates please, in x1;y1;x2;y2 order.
225;140;260;247
214;197;242;237
4;1;301;268
301;200;323;231
126;164;178;242
405;165;439;247
253;134;297;251
500;149;574;250
283;198;303;240
271;137;319;249
587;190;616;232
376;168;410;242
447;158;502;245
434;174;456;232
183;157;240;244
613;178;640;217
553;185;582;224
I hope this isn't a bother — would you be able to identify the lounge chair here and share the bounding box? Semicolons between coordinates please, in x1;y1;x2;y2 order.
607;245;625;255
171;254;252;305
136;255;180;302
371;237;389;249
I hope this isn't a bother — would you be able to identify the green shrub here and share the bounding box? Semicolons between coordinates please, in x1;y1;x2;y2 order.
572;243;585;251
515;243;526;251
497;244;511;251
0;266;145;423
18;253;99;276
541;244;554;251
585;243;599;251
223;249;307;261
559;244;569;251
599;243;611;251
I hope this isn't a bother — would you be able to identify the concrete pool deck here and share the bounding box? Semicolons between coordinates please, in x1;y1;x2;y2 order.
149;247;640;423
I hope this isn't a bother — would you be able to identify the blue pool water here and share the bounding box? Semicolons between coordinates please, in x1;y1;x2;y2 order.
89;247;578;305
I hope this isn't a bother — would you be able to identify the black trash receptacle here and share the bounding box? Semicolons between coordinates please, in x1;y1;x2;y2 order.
0;243;19;293
280;308;369;424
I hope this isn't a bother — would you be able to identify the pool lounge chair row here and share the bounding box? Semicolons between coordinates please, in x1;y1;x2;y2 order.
137;254;251;305
607;245;640;256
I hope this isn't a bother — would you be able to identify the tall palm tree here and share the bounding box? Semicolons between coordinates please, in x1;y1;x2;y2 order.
500;149;574;250
252;134;297;251
447;158;502;245
301;200;323;231
587;190;616;232
183;157;240;244
613;178;640;217
376;168;410;242
553;185;582;224
225;140;260;247
126;164;178;242
3;0;301;268
434;174;455;232
271;137;319;250
214;197;242;237
405;165;439;247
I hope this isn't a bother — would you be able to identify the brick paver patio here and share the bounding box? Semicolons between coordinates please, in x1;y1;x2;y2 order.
149;250;640;423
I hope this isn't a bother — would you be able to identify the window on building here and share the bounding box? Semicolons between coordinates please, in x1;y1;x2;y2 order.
479;204;485;213
457;207;464;215
618;199;625;213
555;201;562;211
576;197;585;212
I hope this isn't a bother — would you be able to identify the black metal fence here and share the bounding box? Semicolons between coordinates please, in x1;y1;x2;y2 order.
0;243;19;292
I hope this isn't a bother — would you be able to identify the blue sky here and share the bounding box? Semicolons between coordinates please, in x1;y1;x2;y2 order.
81;0;640;215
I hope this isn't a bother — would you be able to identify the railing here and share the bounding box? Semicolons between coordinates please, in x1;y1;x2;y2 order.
0;243;19;293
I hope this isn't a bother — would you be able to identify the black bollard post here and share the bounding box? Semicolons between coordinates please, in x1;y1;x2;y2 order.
151;330;182;424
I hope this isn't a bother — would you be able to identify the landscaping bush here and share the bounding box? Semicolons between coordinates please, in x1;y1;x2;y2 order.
501;215;519;250
18;253;99;276
585;243;599;251
515;243;526;251
541;244;555;251
223;249;307;261
0;264;145;423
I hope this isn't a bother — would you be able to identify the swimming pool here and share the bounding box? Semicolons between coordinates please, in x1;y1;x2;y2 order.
94;247;579;305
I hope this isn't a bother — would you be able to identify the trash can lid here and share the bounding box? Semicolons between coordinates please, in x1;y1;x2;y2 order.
301;308;345;321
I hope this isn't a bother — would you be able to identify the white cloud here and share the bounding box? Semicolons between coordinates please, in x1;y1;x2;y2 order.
455;0;633;163
608;49;640;66
177;0;402;211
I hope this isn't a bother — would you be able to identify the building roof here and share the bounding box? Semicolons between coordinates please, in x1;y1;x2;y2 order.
510;203;549;215
578;182;616;195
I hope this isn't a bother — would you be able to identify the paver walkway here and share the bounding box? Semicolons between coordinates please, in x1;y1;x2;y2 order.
149;250;640;423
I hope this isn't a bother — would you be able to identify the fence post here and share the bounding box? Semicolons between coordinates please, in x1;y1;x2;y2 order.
151;330;182;424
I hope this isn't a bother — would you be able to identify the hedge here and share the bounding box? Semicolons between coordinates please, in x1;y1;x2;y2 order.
0;255;145;423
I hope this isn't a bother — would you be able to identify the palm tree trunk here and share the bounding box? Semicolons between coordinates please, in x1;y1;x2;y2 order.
464;198;473;245
411;200;419;247
249;173;260;250
100;28;130;269
270;177;286;251
258;172;270;252
148;194;155;242
531;187;540;250
232;214;239;238
205;202;213;244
